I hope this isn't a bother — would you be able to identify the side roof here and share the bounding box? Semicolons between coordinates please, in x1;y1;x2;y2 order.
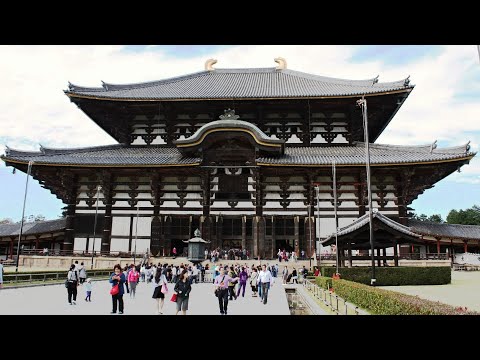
408;219;480;241
65;67;413;101
1;142;474;167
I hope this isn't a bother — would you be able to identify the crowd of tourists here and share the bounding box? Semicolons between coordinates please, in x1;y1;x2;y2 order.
64;258;311;315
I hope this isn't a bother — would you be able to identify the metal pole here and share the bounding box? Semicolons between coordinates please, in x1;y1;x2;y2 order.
333;161;339;274
15;161;33;273
90;185;101;270
477;45;480;63
316;185;321;267
133;203;139;266
308;205;312;269
357;97;376;285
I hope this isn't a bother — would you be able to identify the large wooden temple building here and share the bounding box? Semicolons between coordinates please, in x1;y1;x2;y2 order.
1;58;476;259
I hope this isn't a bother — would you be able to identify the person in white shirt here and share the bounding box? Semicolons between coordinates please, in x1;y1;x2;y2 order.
257;264;273;305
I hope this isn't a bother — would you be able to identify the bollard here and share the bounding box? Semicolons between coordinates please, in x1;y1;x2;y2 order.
335;295;339;314
345;302;348;315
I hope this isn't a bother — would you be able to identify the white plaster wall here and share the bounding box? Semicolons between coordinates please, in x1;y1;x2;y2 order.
110;238;130;252
136;217;152;236
74;237;87;252
112;217;130;237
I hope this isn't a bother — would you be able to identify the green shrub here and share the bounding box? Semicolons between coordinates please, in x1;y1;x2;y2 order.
320;266;451;286
315;276;332;290
331;278;476;315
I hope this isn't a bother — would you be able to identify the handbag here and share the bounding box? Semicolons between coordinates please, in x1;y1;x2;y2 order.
170;293;178;302
110;281;120;296
161;283;168;294
215;275;226;297
65;280;69;288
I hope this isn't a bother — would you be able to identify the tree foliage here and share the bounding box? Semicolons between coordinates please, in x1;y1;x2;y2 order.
446;205;480;225
411;213;444;223
0;218;14;225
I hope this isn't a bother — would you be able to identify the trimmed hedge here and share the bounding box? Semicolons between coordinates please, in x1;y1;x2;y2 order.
331;278;477;315
320;266;451;286
315;276;332;290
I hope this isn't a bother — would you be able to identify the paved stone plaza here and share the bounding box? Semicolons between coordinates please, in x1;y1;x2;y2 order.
0;278;290;315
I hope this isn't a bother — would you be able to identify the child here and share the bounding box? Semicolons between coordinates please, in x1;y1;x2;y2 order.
84;278;93;302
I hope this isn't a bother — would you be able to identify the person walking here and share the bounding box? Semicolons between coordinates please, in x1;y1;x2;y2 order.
227;266;238;301
66;264;79;305
174;269;191;315
109;264;126;314
249;267;259;297
152;268;168;314
258;264;273;305
127;264;140;298
236;267;248;298
78;262;87;284
0;259;4;289
84;278;93;302
214;268;238;315
123;266;130;294
172;247;177;259
291;268;298;284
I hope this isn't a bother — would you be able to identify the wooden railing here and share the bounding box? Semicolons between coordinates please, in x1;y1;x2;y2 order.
399;253;448;260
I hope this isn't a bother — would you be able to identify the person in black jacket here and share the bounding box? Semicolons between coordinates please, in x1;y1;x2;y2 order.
174;269;192;315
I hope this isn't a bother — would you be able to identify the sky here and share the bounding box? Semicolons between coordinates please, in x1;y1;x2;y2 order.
0;45;479;222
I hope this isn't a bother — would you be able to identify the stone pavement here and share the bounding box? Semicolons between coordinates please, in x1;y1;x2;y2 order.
0;277;290;315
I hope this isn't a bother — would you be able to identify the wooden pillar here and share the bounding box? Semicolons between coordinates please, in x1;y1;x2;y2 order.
305;215;315;261
241;216;246;251
202;170;211;217
376;248;381;267
200;215;212;250
150;172;162;256
164;215;172;256
101;189;113;254
382;247;387;266
436;239;441;255
35;236;40;250
9;239;14;259
271;216;276;257
61;173;77;251
258;217;265;259
411;244;414;254
393;240;399;267
294;216;300;256
347;242;352;268
464;241;468;253
252;216;259;259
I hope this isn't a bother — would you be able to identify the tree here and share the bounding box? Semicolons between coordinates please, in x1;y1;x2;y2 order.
34;215;45;222
0;218;14;225
447;205;480;225
427;214;444;223
410;213;443;223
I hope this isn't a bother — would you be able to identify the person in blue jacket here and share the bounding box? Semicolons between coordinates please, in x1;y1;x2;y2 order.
109;264;126;314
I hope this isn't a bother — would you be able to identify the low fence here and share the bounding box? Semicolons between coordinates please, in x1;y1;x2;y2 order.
2;269;112;286
302;278;368;315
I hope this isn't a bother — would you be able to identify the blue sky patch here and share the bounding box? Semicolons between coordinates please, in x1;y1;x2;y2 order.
350;45;444;66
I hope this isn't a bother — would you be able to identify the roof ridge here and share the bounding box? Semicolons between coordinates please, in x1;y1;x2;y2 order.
40;144;124;155
67;71;209;92
410;219;480;228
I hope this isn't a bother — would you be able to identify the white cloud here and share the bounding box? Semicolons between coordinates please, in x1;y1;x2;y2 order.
0;45;478;182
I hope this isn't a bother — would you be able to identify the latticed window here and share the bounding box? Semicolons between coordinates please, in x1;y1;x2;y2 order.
216;174;249;200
